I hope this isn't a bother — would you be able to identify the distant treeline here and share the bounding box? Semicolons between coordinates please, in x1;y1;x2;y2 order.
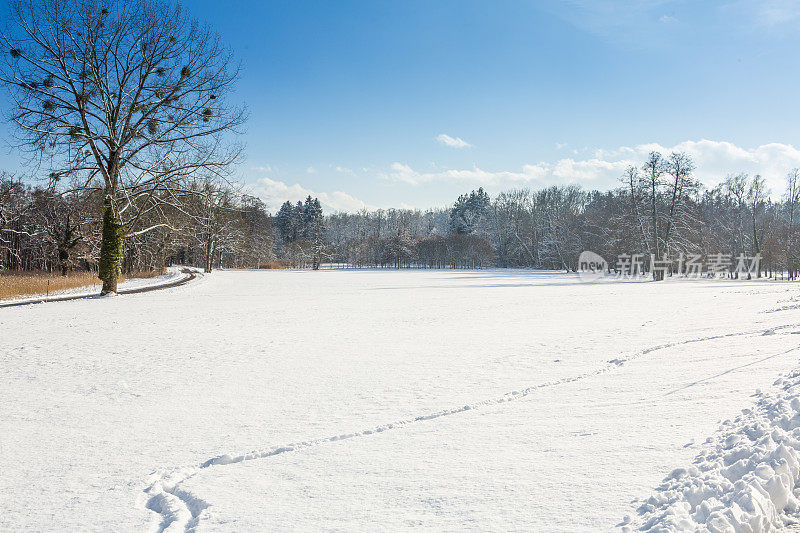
4;152;800;279
1;173;274;274
315;153;800;279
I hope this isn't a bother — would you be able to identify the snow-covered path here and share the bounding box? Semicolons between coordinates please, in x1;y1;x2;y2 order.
2;270;799;531
0;266;195;307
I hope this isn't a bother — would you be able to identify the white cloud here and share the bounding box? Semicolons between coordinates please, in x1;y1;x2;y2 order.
334;166;355;175
306;166;316;174
436;134;473;149
636;139;800;194
382;139;800;197
552;158;632;181
251;177;370;213
381;162;550;186
246;139;800;214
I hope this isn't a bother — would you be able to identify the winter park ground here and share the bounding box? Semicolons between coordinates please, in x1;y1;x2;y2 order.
4;269;800;531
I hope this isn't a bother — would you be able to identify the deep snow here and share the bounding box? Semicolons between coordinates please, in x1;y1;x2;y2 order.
627;369;800;532
2;269;800;531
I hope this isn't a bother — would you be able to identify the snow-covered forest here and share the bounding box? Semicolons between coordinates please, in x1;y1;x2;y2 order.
0;172;275;273
5;163;800;276
321;165;799;275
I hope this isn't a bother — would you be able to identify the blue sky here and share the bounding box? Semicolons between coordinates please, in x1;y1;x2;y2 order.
4;0;800;211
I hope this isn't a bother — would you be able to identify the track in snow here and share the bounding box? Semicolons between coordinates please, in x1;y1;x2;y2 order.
142;322;800;532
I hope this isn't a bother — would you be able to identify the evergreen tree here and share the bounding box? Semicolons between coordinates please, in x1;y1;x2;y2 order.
301;196;325;268
294;201;305;241
275;201;295;243
450;187;490;234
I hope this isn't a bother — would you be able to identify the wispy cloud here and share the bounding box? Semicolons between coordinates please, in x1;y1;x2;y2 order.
731;0;800;27
537;0;681;48
436;134;473;149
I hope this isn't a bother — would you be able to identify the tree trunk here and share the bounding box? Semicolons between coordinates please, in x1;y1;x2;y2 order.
98;198;124;295
205;233;214;273
58;247;69;277
650;170;661;281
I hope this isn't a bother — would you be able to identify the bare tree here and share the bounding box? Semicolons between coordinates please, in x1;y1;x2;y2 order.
747;175;767;277
0;172;36;268
641;152;668;279
31;188;93;275
785;169;800;279
187;179;244;273
623;165;651;255
729;174;748;250
662;152;698;259
1;0;244;293
0;172;32;237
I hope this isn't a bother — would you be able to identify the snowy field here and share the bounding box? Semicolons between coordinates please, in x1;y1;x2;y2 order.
2;269;800;531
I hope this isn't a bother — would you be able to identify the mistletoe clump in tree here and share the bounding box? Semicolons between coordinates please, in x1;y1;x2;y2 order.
1;0;244;293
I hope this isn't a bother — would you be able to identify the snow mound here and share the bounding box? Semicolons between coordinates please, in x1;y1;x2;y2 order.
627;372;800;532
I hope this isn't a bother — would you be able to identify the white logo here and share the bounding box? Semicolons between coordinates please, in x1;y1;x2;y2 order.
578;251;608;282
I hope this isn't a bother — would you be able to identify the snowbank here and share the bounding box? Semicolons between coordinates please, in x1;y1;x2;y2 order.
627;371;800;532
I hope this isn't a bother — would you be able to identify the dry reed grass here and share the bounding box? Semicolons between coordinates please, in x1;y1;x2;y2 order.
257;260;299;269
0;269;165;300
